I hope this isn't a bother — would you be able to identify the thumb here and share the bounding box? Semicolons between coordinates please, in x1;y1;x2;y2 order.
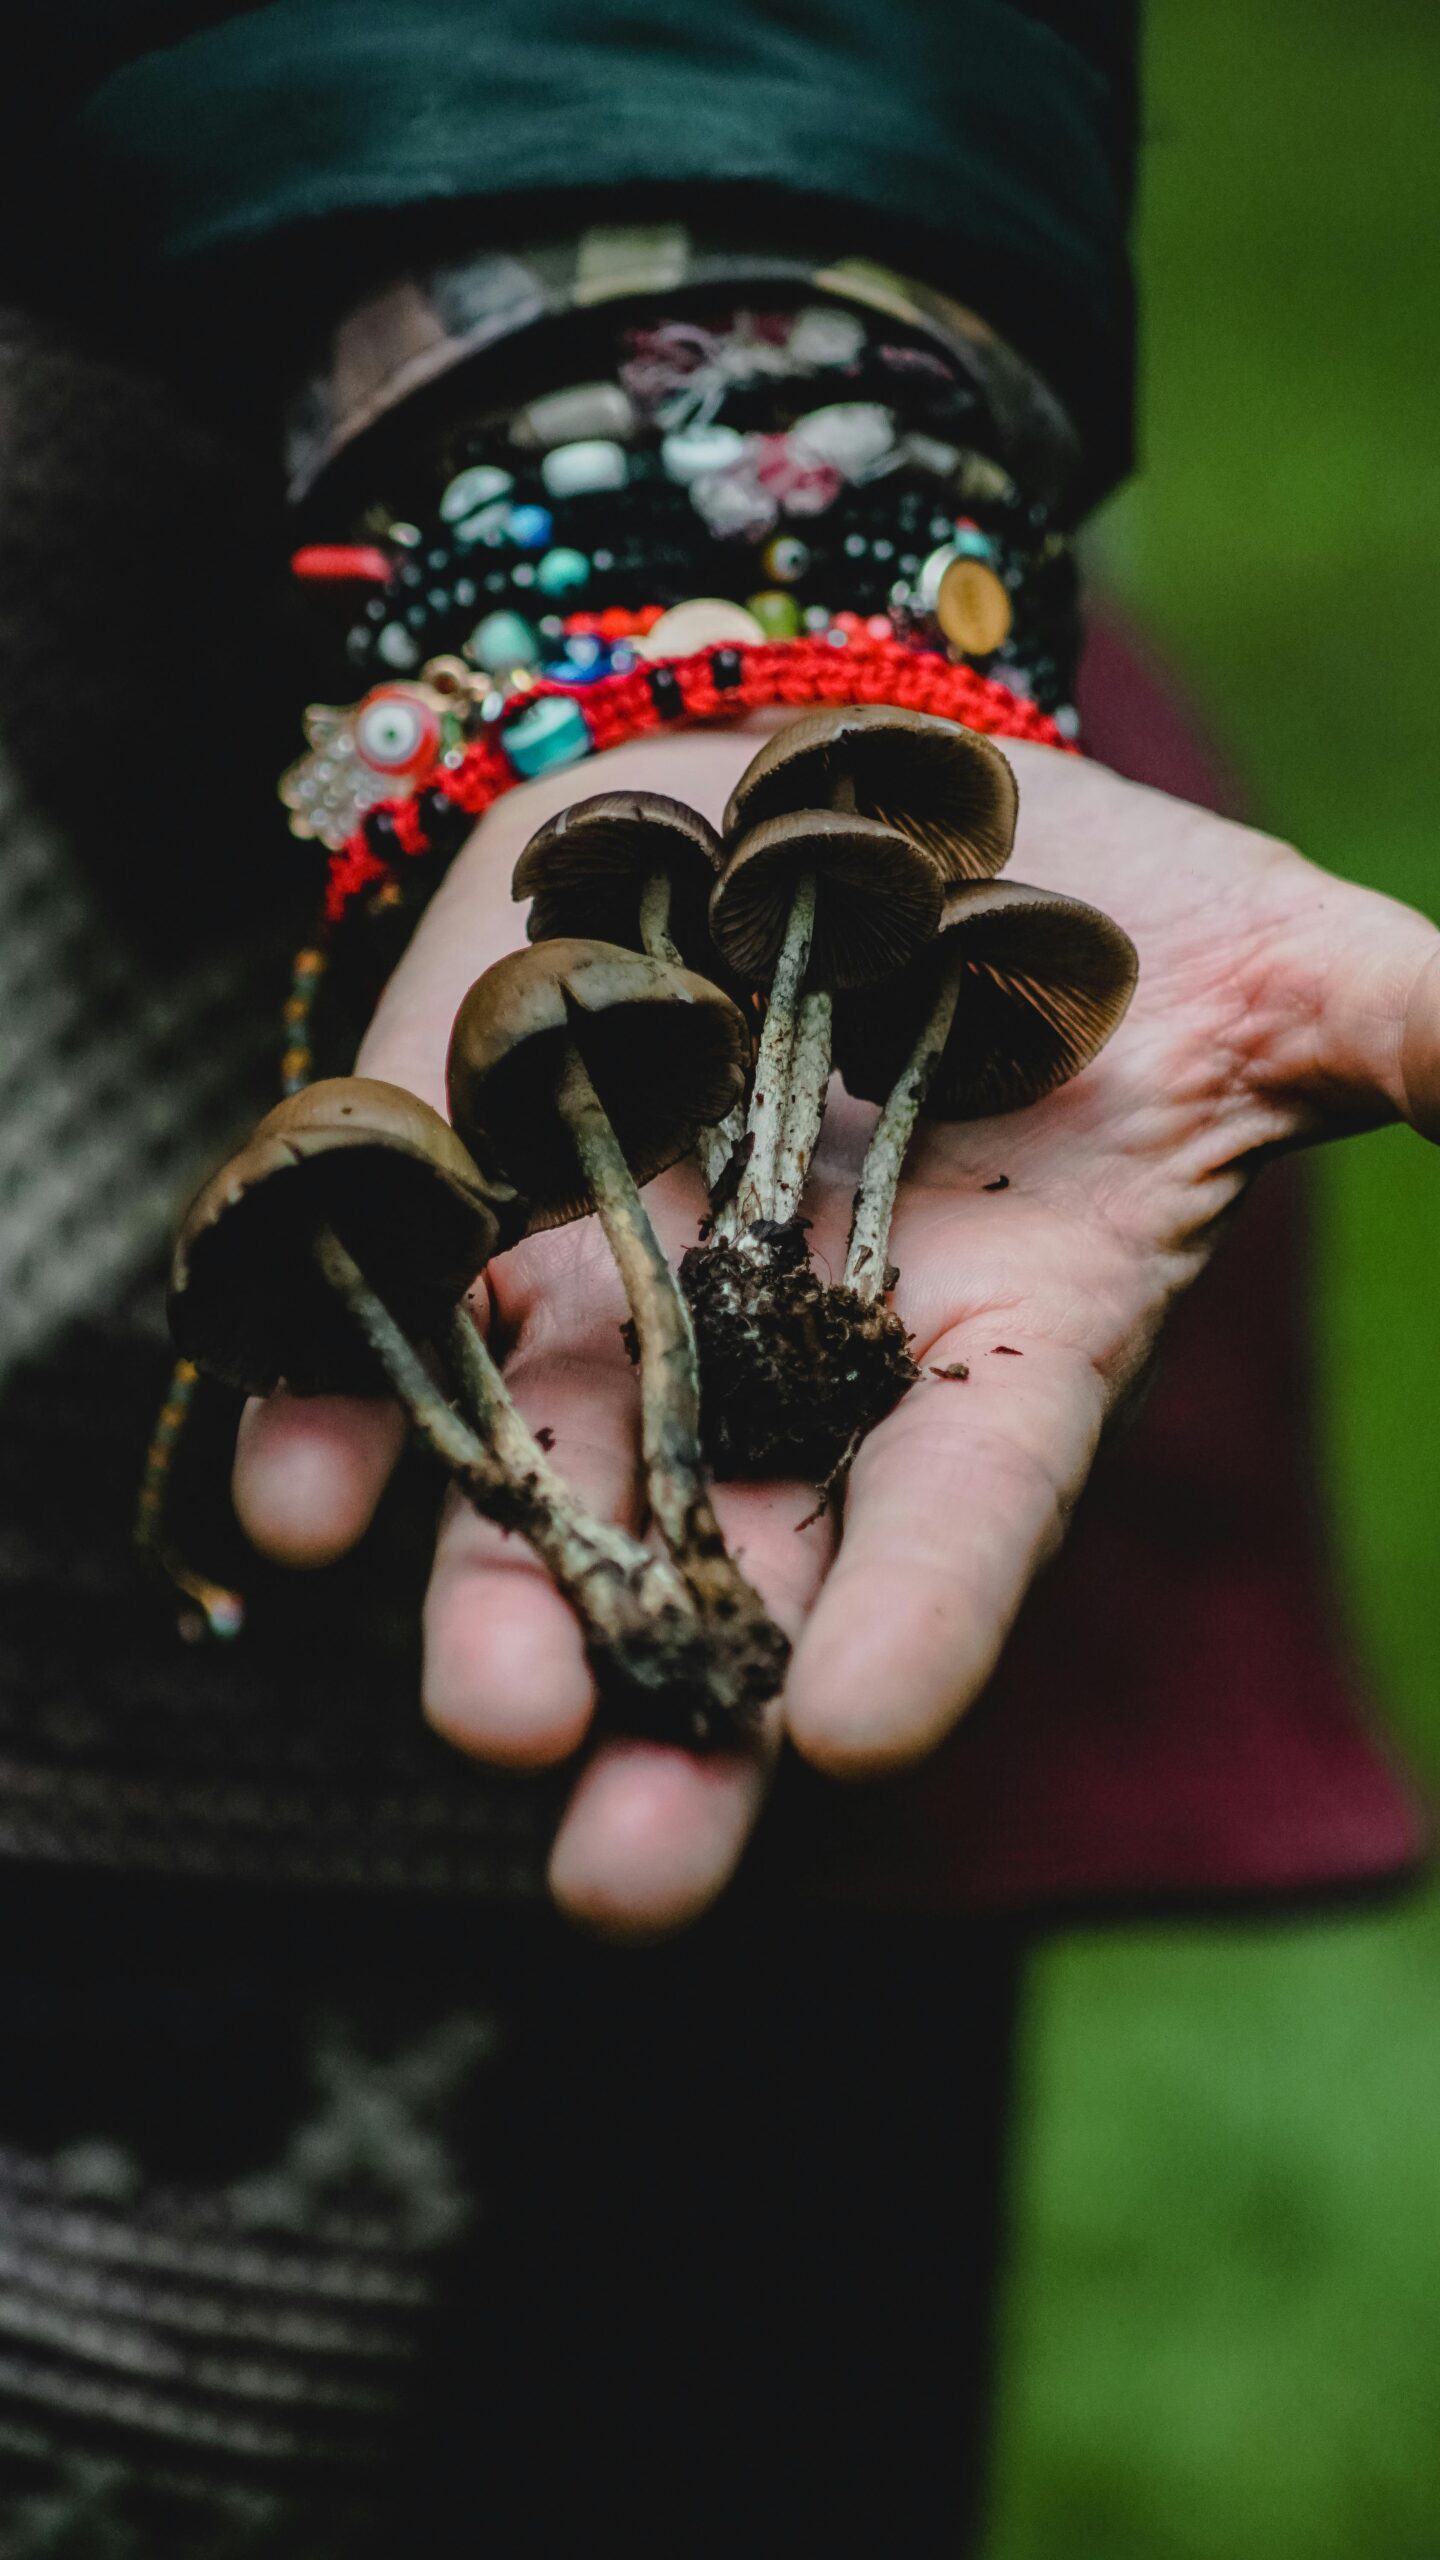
1257;862;1440;1143
1398;944;1440;1142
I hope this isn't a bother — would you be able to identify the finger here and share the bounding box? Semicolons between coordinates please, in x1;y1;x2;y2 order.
785;1330;1105;1776
421;1344;646;1768
548;1472;833;1936
233;1388;407;1566
1239;860;1440;1139
547;1738;773;1942
234;1267;499;1564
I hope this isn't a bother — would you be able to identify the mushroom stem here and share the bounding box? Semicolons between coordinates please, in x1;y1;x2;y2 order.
717;869;817;1241
312;1225;770;1742
637;866;685;971
773;987;832;1225
552;1037;785;1662
843;960;963;1301
632;867;742;1195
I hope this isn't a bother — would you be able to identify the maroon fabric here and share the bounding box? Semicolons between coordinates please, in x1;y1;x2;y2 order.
765;614;1427;1914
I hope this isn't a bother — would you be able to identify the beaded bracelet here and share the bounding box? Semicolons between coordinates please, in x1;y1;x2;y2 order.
285;630;1074;1091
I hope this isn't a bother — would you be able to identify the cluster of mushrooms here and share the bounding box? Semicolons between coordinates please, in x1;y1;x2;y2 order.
169;707;1137;1750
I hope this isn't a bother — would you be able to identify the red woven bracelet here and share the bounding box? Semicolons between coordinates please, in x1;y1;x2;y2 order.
321;635;1075;929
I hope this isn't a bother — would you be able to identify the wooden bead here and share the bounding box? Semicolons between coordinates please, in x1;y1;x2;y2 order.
936;556;1013;656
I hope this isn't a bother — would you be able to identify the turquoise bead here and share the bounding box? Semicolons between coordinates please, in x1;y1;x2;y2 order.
535;546;591;597
468;611;540;672
504;695;591;779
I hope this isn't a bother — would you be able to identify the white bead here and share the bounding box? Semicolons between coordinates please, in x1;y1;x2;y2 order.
440;464;514;521
376;622;420;670
917;544;961;612
512;381;637;449
637;599;766;659
787;306;867;367
904;432;962;481
660;423;747;484
539;439;629;498
790;403;897;481
453;500;513;547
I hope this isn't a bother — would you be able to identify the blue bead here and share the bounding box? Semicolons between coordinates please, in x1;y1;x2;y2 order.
567;634;604;671
504;696;592;779
507;504;553;550
535;546;591;597
541;658;602;685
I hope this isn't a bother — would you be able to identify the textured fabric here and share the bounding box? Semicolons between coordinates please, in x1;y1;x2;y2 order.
0;1893;1020;2551
8;0;1136;502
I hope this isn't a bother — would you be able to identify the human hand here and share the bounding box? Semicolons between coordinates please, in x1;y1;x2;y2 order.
233;724;1440;1936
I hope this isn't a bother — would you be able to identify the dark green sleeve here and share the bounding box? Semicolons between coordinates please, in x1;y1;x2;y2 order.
29;0;1137;496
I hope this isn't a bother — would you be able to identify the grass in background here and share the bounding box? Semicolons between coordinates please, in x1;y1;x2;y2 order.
985;4;1440;2552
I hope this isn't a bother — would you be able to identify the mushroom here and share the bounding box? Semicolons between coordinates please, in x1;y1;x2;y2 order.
447;940;788;1698
512;790;747;1193
707;809;943;1235
169;1076;770;1744
837;879;1139;1300
723;704;1020;880
169;1078;511;1397
512;790;725;973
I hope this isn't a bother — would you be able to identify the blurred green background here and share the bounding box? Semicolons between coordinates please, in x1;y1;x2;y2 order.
985;4;1440;2554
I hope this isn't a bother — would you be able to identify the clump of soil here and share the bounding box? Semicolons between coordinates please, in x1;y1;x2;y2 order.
588;1588;790;1749
680;1219;918;1483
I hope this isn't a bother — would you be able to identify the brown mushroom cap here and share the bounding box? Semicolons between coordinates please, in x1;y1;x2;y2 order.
168;1077;508;1396
512;790;725;968
835;878;1138;1118
447;937;751;1231
709;809;943;991
722;704;1018;880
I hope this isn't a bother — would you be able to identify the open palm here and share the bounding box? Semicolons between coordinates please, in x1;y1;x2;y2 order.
235;726;1440;1934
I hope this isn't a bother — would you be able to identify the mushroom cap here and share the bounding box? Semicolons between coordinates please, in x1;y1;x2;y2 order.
709;809;943;991
168;1077;507;1396
722;704;1018;881
835;878;1138;1119
447;937;751;1231
513;790;725;969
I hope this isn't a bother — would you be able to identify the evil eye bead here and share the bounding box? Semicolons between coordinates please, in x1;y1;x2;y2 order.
353;687;442;776
761;534;810;584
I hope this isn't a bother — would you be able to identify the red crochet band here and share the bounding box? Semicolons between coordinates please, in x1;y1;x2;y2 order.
323;636;1076;926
